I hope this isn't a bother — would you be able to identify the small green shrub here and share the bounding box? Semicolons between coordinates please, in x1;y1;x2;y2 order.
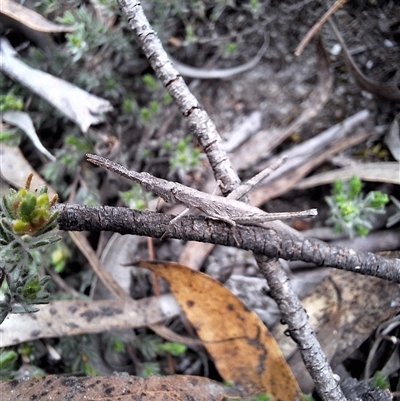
371;371;389;390
167;136;200;176
0;175;61;323
325;176;388;238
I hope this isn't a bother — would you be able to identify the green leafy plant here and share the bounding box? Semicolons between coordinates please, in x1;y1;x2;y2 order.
247;393;271;401
166;136;200;176
41;133;93;198
131;333;187;376
243;0;263;20
0;128;21;145
0;175;61;324
222;42;238;59
325;176;388;238
371;371;389;390
0;92;24;112
0;350;18;379
156;341;187;357
138;361;161;377
50;242;70;274
119;184;153;211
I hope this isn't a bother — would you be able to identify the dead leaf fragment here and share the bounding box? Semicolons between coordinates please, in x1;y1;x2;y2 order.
295;162;400;189
2;111;55;161
0;38;113;133
0;143;57;197
0;296;181;346
1;0;74;33
384;113;400;162
0;373;243;401
138;260;303;401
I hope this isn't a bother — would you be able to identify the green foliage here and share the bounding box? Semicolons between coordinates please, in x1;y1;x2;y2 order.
243;0;263;20
50;242;70;274
119;184;152;211
0;128;21;145
132;333;188;376
184;23;196;45
138;361;161;377
371;371;389;390
135;334;163;360
247;393;271;401
222;42;238;59
57;336;89;374
142;74;159;92
110;337;125;353
156;341;187;356
167;136;200;176
0;93;24;112
0;350;18;379
41;133;94;199
59;5;117;63
325;176;388;238
0;177;61;324
140;100;160;124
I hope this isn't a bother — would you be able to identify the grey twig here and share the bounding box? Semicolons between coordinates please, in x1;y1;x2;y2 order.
227;157;287;201
118;0;240;193
257;257;345;400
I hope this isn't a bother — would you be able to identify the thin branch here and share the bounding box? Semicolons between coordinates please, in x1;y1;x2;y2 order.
295;0;348;56
117;0;240;193
256;257;345;401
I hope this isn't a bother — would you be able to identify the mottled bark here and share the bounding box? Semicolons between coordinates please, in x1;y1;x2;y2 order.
57;204;400;283
256;257;344;400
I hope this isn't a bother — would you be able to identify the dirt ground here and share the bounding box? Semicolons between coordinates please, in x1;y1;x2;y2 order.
186;0;399;132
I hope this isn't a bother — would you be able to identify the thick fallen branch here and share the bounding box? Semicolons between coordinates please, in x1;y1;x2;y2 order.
56;204;400;283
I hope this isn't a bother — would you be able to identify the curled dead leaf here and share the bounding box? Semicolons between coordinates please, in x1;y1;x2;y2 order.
0;38;113;133
138;260;304;401
1;0;74;33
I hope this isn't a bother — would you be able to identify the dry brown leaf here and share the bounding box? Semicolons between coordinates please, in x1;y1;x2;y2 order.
1;0;74;33
0;296;180;347
0;372;243;401
295;162;400;189
138;260;303;401
2;111;55;161
0;38;113;133
179;241;214;269
384;113;400;162
0;143;57;197
248;111;374;205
